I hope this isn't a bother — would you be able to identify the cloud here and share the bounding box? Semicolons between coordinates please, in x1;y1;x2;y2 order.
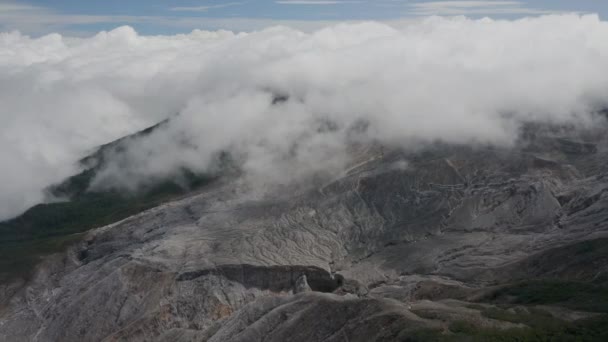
409;1;555;16
0;10;362;37
0;0;560;36
0;0;354;36
276;1;362;4
170;2;246;12
0;0;43;12
1;14;608;220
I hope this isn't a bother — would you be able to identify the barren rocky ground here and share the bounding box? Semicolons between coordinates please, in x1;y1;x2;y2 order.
2;123;608;341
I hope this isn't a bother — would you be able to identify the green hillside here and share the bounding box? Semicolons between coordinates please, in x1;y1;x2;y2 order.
0;121;217;283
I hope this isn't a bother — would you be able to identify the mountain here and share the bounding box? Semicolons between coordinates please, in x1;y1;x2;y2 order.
0;120;216;284
2;122;608;341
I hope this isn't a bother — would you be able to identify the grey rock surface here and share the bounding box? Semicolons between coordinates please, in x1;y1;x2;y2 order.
294;275;312;293
2;125;608;341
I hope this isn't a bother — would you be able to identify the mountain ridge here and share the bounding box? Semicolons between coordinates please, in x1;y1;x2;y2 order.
2;121;608;341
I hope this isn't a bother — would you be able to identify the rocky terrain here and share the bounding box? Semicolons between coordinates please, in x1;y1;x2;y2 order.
2;123;608;341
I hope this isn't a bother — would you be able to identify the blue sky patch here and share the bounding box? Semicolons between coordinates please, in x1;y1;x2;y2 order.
1;0;606;35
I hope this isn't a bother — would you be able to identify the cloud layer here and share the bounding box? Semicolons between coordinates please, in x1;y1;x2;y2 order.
408;1;553;16
1;14;608;220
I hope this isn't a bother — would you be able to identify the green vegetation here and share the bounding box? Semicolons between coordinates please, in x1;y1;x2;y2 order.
0;167;213;283
407;314;608;341
517;238;608;286
484;280;608;313
408;287;608;341
480;306;564;331
410;309;442;320
465;304;488;311
0;119;226;283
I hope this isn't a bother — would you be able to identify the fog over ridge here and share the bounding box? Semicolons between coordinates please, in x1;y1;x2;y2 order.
1;14;608;220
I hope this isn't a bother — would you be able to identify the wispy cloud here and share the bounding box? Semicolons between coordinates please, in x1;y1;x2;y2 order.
0;0;569;37
0;0;342;35
170;2;245;12
0;1;42;12
409;1;554;16
276;0;362;5
0;12;356;36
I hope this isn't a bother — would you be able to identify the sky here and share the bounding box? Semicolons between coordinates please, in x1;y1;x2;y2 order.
0;0;607;35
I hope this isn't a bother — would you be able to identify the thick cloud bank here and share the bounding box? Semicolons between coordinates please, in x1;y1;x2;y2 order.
1;14;608;220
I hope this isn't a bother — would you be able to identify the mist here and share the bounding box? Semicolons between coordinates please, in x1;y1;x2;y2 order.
1;14;608;220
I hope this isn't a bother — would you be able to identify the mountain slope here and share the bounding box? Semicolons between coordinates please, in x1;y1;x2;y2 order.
2;123;608;341
0;121;215;283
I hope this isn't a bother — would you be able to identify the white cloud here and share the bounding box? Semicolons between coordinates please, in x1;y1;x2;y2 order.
171;2;245;12
0;11;362;37
0;3;37;12
0;1;562;36
276;1;362;4
409;1;555;16
0;0;356;35
1;14;608;220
